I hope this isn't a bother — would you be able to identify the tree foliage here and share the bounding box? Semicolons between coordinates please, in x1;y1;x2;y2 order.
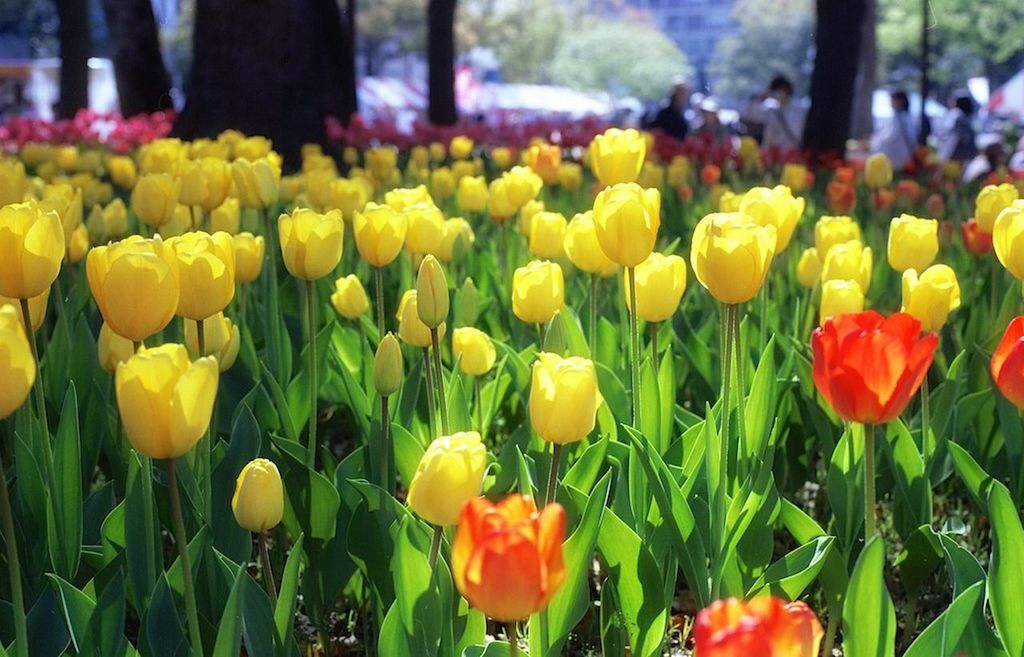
457;0;570;83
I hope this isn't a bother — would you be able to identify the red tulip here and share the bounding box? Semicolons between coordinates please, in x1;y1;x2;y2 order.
701;164;722;186
812;311;937;424
694;597;823;657
961;218;993;256
825;181;856;214
992;317;1024;408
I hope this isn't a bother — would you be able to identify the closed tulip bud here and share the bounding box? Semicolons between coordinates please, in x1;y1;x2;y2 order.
115;344;218;459
593;183;661;267
563;211;616;277
690;212;776;304
106;155;137;190
373;332;404;396
694;597;823;657
449;136;474;160
102;198;129;239
901;265;960;332
97;322;135;374
975;183;1018;233
354;202;408;267
453;327;496;376
303;168;335;210
517;200;545;237
430;167;456;202
667;156;692;188
513;260;564;324
279;208;344;280
439;217;475;264
738;185;805;252
458;176;489;213
85;205;105;244
530;352;603;444
962;218;993;256
231;158;280;209
233;136;272;161
781;162;808;193
487;178;517;222
167;231;236;320
173;158;209;207
428;142;446;162
416;255;449;328
814;215;861;256
231;458;284;532
453;495;567;621
529;211;567;259
39;184;83;245
365;147;397;183
405;203;445;256
0;288;49;333
397;290;445;347
888;214;939;272
330;177;369;221
820;279;864;324
232;232;265;283
384;185;433;212
457;278;479;326
558;162;583;192
503;166;543;208
331;274;369;319
408;431;486;526
208;197;240;234
992;316;1024;409
0;202;65;299
797;247;823;288
491;146;514;170
525;143;561;185
184;312;240;369
131;173;181;228
994;201;1024;280
589;127;646;186
821;240;872;293
197;157;232;211
86;235;180;342
864;153;894;189
0;160;27;205
67;223;90;264
637;162;666;190
0;305;35;419
624;253;687;322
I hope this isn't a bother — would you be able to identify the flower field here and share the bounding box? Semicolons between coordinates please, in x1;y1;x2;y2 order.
1;117;1024;657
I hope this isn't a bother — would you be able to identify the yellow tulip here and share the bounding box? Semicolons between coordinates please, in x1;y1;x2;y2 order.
173;159;209;207
993;201;1024;280
976;183;1019;233
102;198;129;239
397;290;445;348
231;458;284;532
716;188;740;212
67;223;90;264
513;260;564;324
384;185;432;212
431;167;456;202
901;265;961;332
139;138;186;174
453;327;496;376
429;142;446;162
624;253;687;322
797;247;823;289
491;146;513;170
232;232;265;284
530;211;567;259
667;155;691;188
589;127;646;186
449;136;474;160
780;162;808;193
115;344;218;459
525;143;561;185
132;173;181;228
0;288;49;333
864;153;894;189
564;211;617;277
209;197;240;234
530;352;603;444
814;216;861;256
97;322;135;374
278;208;344;280
690;212;776;304
819;279;864;324
517;200;545;238
457;278;479;326
0;160;27;205
887;214;939;273
373;333;403;396
405;203;445;256
40;183;83;245
234;136;273;162
331;274;369;319
488;178;517;222
0;202;65;299
354;202;408;267
407;431;486;526
503;166;543;208
558;162;583;193
457;176;489;213
106;155;137;189
197;157;232;211
821;240;872;293
86;235;180;342
738;136;761;168
0;305;35;419
304;169;335;210
637;162;665;190
231;158;280;209
330;177;369;220
366;147;398;183
183;312;239;370
167;231;236;320
592;183;661;267
416;255;449;329
438;217;474;263
738;185;805;251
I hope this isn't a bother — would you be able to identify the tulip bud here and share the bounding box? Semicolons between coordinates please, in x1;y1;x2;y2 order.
396;290;445;348
416;255;449;329
97;322;135;374
0;304;36;419
0;288;49;333
695;597;824;657
491;146;513;170
530;352;603;444
0;202;66;299
407;431;486;526
820;279;864;324
592;183;661;267
331;274;370;320
558;162;582;192
354;202;408;267
738;185;805;252
456;278;479;326
405;203;445;257
457;176;489;213
278;208;345;281
690;212;776;304
210;197;241;234
503;166;543;208
975;183;1018;233
452;327;496;376
449;136;474;160
131;173;181;228
864;153;894;189
518;200;545;238
589;127;646;186
374;333;404;396
564;211;617;276
184;313;240;370
994;201;1024;280
487;178;517;222
330;177;369;221
231;158;280;209
797;248;822;289
888;214;939;273
623;253;687;322
513;260;564;325
232;232;265;284
821;240;872;293
231;458;284;532
529;211;568;259
102;198;129;239
962;218;993;256
168;231;236;320
814;215;861;257
438;217;475;264
781;162;808;193
901;265;961;332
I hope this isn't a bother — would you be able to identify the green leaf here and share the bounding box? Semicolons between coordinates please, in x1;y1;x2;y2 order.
48;574;95;654
746;536;834;600
273;534;304;657
124;455;159;613
392;423;426;490
988;482;1024;657
47;384;82;581
259;362;299;444
639;359;660;451
827;425;865;552
392;517;442;656
275;437;340;542
948;442;994;513
212;567;245;657
904;581;984;657
210;406;262;564
842;535;896;657
656;345;675;453
446;374;473;433
600;579;627;657
884;420;932;541
744;336;777;462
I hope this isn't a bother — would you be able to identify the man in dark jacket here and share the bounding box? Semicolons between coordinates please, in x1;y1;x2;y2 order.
646;79;689;140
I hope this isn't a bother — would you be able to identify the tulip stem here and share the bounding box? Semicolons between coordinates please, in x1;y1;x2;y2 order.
196;318;206;356
423;349;437;437
589;274;598;358
864;423;877;538
711;302;734;601
731;305;749;480
650;321;659;368
921;375;931;478
537;322;547;350
195;317;213;522
306;280;318;468
166;459;204;656
431;328;450;435
380;395;391;494
374;266;385;341
508;621;519;657
19;298;49;438
428;524;443;568
258;531;278;607
0;453;30;657
544;443;562;507
474;377;484;438
627;266;642;431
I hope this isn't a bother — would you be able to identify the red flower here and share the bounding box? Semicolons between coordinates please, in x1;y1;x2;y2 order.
962;218;993;256
825;181;856;214
992;317;1024;409
676;184;693;202
873;188;895;211
925;192;945;218
701;164;722;186
812;311;937;424
694;597;823;657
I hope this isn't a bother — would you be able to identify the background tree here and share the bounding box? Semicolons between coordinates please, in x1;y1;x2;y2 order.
100;0;172;116
427;0;457;124
55;0;90;118
456;0;570;83
850;0;877;139
357;0;426;76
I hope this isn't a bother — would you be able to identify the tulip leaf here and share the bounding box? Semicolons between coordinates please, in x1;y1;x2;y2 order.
778;499;848;615
124;455;159;613
842;535;896;657
562;434;609;495
273;533;304;657
141;573;190;657
210;406;262;564
948;442;994;513
883;420;932;541
26;585;71;657
212;567;245;657
274;435;340;542
656;344;675;454
937;533;1007;657
827;425;865;552
446;373;473;433
47;573;95;655
600;578;628;657
259;362;299;444
744;336;777;463
988;482;1024;657
904;581;984;657
48;384;82;581
461;641;524;657
639;358;660;451
746;536;834;600
392;423;426;490
391;517;442;657
594;362;629;425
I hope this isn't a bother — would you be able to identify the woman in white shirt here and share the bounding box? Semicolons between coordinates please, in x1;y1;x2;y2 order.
870;90;917;171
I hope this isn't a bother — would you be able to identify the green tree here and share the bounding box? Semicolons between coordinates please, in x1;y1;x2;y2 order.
548;18;692;100
457;0;571;83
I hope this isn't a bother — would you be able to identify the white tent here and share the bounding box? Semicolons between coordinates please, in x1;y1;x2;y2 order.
988;70;1024;119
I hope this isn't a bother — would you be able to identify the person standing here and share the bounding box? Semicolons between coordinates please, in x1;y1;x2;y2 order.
937;93;978;163
870;90;917;171
646;78;690;140
741;75;807;151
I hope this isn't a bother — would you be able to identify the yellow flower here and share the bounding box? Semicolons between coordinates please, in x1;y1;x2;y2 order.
453;327;496;376
278;208;345;280
86;235;180;342
374;333;404;396
449;136;474;160
173;158;209;208
184;312;240;369
901;265;961;332
637;162;665;190
738;136;761;168
0;202;65;299
234;136;273;162
331;274;369;319
39;183;84;245
525;143;561;185
354;202;408;267
405;203;445;256
589;127;646;186
512;260;564;324
407;431;486;526
457;176;489;213
976;183;1019;233
864;153;894;189
384;185;432;212
232;232;265;283
558;162;583;193
101;198;129;239
416;255;449;328
210;197;241;234
530;352;603;444
738;185;805;251
231;158;280;209
821;240;872;293
488;178;517;222
431;167;456;201
0;305;35;419
993;201;1024;280
667;156;691;188
503;166;543;208
819;279;864;324
438;217;475;263
592;183;661;267
517;200;545;237
780;163;808;193
396;290;445;348
887;214;939;272
491;146;513;170
197;157;233;211
167;231;236;320
690;212;776;304
796;247;823;289
530;211;567;259
67;223;90;264
304;168;335;210
624;252;687;322
457;278;479;326
429;142;446;162
231;458;284;532
132;173;181;228
138;138;186;174
367;148;399;183
0;288;49;333
564;211;617;277
330;178;369;221
115;344;219;459
0;160;27;205
814;216;861;256
97;321;135;374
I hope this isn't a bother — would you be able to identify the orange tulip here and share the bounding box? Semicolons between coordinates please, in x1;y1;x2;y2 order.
825;181;856;214
961;219;993;256
992;316;1024;409
452;494;566;622
694;597;824;657
525;143;561;185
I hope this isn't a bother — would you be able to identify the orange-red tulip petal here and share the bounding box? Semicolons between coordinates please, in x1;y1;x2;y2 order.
694;597;824;657
992;316;1024;409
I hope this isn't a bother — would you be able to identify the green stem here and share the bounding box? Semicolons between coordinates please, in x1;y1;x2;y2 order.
589;273;598;358
0;453;29;657
627;266;642;431
864;423;877;538
921;374;931;475
380;394;391;495
822;608;839;657
196;319;212;523
711;302;734;601
374;266;385;341
650;321;659;369
306;280;318;468
544;443;562;507
19;297;55;490
508;620;519;657
141;457;157;602
537;322;547;350
166;460;204;656
474;376;484;437
258;531;278;607
427;524;443;568
731;305;749;481
422;349;437;438
430;328;449;435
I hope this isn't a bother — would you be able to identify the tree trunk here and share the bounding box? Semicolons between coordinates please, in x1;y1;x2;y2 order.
56;0;90;119
175;0;356;167
802;0;867;157
101;0;172;116
340;0;359;123
850;0;877;140
919;0;931;144
428;0;458;126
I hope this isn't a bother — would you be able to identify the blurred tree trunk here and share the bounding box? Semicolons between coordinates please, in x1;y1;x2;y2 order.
176;0;356;167
341;0;359;123
850;0;877;140
56;0;90;118
101;0;172;116
918;0;930;144
428;0;457;125
802;0;867;156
